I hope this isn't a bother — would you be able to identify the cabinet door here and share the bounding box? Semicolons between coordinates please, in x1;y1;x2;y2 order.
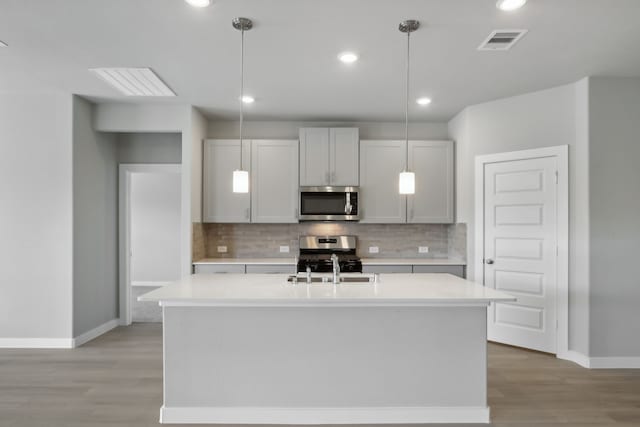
299;128;330;186
203;139;251;223
359;140;407;223
251;140;299;223
362;265;413;274
412;265;465;278
246;264;295;274
329;128;359;186
194;264;246;274
407;141;454;223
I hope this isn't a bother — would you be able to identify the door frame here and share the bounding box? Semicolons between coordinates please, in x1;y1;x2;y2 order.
474;145;569;357
118;163;181;325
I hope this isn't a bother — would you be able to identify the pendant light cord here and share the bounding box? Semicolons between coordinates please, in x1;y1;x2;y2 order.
239;27;245;170
405;30;410;168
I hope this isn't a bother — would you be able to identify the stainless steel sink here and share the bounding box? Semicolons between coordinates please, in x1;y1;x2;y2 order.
287;275;375;284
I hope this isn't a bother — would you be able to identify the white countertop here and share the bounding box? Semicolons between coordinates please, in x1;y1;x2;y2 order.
193;258;296;265
139;273;513;307
193;258;466;266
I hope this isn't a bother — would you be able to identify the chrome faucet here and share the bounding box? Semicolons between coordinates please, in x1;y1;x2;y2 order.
331;253;340;284
306;266;312;284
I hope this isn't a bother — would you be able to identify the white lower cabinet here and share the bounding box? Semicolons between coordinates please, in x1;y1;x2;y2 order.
412;265;465;278
245;265;295;274
251;140;299;223
362;265;413;274
194;264;246;274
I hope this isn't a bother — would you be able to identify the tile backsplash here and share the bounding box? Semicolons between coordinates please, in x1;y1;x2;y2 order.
196;222;466;260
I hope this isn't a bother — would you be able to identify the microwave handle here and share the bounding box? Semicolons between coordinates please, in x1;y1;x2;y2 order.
345;192;353;215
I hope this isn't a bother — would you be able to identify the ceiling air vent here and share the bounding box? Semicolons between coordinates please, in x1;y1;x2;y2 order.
478;29;527;51
89;67;176;96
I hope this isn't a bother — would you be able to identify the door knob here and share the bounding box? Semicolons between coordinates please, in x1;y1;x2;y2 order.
485;259;494;265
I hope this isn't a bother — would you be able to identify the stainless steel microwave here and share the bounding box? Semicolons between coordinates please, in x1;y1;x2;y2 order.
299;186;360;221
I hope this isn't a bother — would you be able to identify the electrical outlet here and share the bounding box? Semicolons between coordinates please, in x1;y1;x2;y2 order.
369;246;379;254
279;245;290;253
419;246;429;254
217;246;228;253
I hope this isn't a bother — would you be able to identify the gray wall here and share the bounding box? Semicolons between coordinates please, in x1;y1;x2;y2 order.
588;77;640;358
0;92;74;340
72;96;119;337
116;132;182;163
448;82;591;356
208;120;449;140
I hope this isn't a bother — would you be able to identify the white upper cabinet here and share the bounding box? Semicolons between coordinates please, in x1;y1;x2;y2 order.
203;139;251;223
299;127;359;186
407;140;454;224
299;128;330;186
329;128;359;186
251;139;299;223
359;140;407;223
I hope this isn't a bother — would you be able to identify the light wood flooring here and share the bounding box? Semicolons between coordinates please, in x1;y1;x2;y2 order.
1;323;639;427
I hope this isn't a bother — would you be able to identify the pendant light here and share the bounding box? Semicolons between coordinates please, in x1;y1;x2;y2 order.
232;17;253;193
398;20;419;195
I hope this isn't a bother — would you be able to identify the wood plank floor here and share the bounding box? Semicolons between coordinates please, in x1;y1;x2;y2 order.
1;323;639;427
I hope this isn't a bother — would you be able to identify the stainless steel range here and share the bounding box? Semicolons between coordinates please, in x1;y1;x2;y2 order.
297;235;362;273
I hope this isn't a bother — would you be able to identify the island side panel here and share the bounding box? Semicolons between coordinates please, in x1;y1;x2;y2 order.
162;305;487;411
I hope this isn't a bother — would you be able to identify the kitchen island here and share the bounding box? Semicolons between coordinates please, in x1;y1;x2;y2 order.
139;273;514;424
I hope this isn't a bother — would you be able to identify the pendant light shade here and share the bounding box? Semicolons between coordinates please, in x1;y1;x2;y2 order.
399;171;416;194
232;17;253;193
232;170;249;193
398;20;419;195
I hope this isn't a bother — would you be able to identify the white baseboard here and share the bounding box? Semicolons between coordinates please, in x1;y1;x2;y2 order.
558;351;640;369
160;406;491;424
557;350;590;368
589;357;640;369
0;338;74;349
72;319;119;348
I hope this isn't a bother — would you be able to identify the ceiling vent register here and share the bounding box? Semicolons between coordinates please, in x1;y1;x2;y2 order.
89;67;176;96
478;29;528;51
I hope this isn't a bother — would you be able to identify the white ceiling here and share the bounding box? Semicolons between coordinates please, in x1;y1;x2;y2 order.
1;0;640;121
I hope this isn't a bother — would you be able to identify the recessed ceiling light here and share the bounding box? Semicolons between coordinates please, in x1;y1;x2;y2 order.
338;52;358;64
0;40;7;47
184;0;211;7
416;97;432;106
89;68;176;97
241;95;255;104
496;0;527;11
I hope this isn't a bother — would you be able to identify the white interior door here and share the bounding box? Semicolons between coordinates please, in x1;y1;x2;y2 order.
483;156;558;353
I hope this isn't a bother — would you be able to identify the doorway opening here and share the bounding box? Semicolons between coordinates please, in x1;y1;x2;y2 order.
119;164;181;325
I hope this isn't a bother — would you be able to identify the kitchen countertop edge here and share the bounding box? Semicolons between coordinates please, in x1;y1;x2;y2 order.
193;258;467;266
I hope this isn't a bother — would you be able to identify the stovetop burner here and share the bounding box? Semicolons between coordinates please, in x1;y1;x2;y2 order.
297;235;362;273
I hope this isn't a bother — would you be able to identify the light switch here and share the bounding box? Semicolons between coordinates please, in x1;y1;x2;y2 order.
369;246;379;254
419;246;429;254
217;246;228;253
279;246;290;253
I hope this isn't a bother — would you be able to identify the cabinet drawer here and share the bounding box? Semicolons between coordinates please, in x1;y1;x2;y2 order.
246;264;295;274
194;264;246;274
412;265;465;278
362;265;413;274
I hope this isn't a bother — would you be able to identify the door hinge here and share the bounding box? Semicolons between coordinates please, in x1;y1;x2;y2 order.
555;170;559;184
